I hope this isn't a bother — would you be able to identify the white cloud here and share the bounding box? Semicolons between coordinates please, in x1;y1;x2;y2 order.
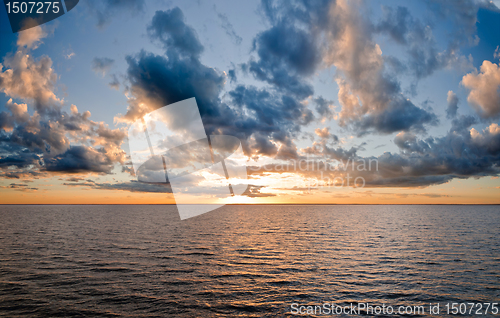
462;60;500;118
16;25;47;49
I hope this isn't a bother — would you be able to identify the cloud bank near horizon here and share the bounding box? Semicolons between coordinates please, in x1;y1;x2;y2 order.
0;0;499;199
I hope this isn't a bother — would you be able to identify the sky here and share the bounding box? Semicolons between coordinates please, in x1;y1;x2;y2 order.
1;0;500;205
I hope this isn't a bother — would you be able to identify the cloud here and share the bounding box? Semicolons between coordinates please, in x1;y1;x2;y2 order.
216;11;242;45
247;113;500;188
3;0;495;197
0;149;42;169
461;60;500;118
314;97;335;121
393;132;430;153
242;185;275;197
0;100;126;173
426;0;480;47
120;1;461;174
0;51;62;114
450;114;477;133
245;0;331;101
0;99;29;131
147;8;204;58
247;21;318;99
119;8;220;123
366;120;500;186
446;91;459;119
0;183;38;192
388;122;500;180
64;49;75;60
91;57;114;76
315;127;331;139
227;69;237;83
44;145;121;174
86;0;145;29
255;0;437;135
0;32;126;178
470;123;500;154
375;4;475;79
121;50;226;123
324;0;437;134
64;179;172;193
17;25;47;49
65;176;84;182
228;85;313;158
121;7;313;160
109;74;120;90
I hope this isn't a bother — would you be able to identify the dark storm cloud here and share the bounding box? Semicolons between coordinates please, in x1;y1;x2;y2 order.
258;0;493;135
0;149;42;168
123;50;227;127
228;85;313;157
245;0;334;99
353;98;438;135
381;122;500;184
0;44;126;177
249;112;500;188
234;0;339;102
94;181;172;193
148;8;204;58
44;146;115;174
345;121;499;187
450;115;477;133
0;170;45;179
394;132;432;153
122;0;457;160
122;7;314;158
247;22;318;99
0;31;126;178
1;119;68;154
0;103;125;175
302;143;359;162
255;0;438;135
229;85;313;132
121;8;224;123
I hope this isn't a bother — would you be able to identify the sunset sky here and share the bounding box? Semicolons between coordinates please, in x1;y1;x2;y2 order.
1;0;500;204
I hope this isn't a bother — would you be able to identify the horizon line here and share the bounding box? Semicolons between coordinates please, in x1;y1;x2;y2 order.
0;203;499;206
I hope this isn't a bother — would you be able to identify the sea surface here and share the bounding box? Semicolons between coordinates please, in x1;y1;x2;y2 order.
0;205;499;317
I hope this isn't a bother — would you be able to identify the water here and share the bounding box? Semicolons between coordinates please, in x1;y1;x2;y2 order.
0;205;499;317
